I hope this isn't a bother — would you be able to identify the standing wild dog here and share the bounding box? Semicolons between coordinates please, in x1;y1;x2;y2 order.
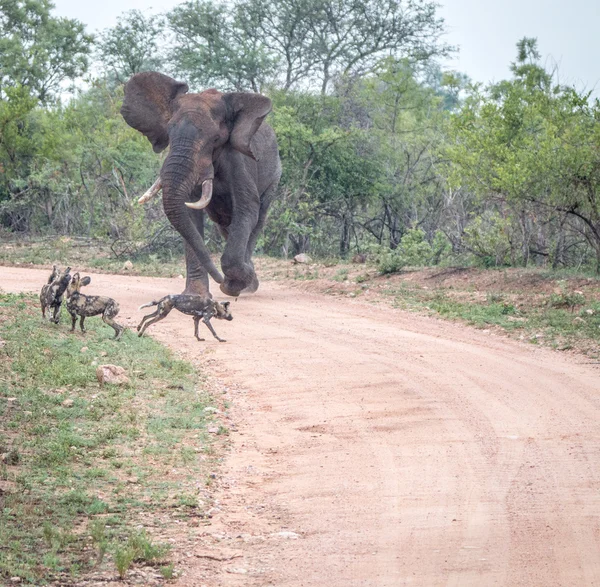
66;273;124;340
40;265;71;323
137;295;232;342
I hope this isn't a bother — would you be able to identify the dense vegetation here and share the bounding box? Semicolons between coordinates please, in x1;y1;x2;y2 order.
1;1;600;272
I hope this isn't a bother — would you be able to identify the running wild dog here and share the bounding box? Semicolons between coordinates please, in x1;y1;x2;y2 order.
137;295;233;342
66;273;124;340
40;265;71;323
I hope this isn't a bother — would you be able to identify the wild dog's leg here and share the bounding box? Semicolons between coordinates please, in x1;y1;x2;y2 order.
193;316;205;341
136;307;161;331
80;316;86;333
53;305;61;324
103;314;124;340
202;316;226;343
70;312;77;332
137;314;167;337
102;302;124;340
137;303;172;337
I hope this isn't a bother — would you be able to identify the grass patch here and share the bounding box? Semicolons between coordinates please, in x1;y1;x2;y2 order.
0;293;217;583
389;282;600;356
0;236;186;278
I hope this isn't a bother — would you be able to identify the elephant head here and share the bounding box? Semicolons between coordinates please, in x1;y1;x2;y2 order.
120;72;273;289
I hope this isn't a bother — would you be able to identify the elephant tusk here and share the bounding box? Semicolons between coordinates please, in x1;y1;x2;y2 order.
185;179;214;210
137;177;162;204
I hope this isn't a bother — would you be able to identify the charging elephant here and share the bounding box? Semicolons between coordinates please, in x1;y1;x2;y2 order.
121;71;281;297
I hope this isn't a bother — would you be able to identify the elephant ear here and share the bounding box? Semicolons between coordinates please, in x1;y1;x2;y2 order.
224;93;272;160
121;72;189;153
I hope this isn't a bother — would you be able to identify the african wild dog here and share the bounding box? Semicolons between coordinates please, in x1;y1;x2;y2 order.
66;273;124;340
137;295;233;342
40;265;71;324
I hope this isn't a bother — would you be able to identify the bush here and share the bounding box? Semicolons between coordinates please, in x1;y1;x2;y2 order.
372;228;434;274
372;246;406;274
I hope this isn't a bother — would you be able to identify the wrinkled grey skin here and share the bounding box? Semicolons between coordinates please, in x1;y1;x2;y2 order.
120;72;281;297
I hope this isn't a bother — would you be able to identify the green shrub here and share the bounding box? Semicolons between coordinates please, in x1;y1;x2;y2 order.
372;228;434;274
548;281;586;311
114;547;135;579
398;228;433;266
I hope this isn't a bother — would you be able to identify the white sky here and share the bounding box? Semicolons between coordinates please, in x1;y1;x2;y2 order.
53;0;599;92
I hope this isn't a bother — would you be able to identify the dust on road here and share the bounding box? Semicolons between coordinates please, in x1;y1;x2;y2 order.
3;266;600;586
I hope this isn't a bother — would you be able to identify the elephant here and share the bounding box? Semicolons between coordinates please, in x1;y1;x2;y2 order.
120;71;281;297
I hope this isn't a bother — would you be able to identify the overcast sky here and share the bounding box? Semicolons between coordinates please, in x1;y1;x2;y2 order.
53;0;599;92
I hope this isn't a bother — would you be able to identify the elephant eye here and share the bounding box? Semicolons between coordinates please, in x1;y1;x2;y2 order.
213;135;221;143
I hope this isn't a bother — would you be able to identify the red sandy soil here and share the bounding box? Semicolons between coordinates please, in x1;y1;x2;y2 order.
3;266;600;586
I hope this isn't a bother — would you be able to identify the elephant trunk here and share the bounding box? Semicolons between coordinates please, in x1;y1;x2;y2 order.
161;152;224;284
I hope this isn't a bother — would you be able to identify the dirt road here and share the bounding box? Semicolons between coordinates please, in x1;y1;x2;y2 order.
3;266;600;586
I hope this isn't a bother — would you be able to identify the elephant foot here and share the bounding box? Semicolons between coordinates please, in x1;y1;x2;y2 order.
243;273;259;294
220;278;246;297
220;273;259;297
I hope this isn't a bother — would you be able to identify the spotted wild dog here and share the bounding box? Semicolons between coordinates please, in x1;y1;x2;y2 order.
40;265;71;323
66;273;124;340
137;295;233;342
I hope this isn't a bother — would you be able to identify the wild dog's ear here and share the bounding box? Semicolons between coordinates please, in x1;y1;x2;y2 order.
81;276;91;286
48;265;59;283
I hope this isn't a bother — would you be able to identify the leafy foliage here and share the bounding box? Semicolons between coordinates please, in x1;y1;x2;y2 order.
96;10;165;83
0;0;599;274
0;0;92;102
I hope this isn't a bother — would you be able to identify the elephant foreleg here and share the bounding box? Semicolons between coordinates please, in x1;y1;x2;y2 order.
245;182;278;265
220;197;259;297
182;209;211;297
241;185;278;293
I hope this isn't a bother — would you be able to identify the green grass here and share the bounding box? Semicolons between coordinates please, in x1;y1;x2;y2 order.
0;293;218;583
332;268;349;282
0;237;186;278
389;282;600;356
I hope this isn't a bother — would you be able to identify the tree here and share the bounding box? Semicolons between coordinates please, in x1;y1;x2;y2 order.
96;10;165;84
0;0;92;103
167;0;450;93
244;0;450;93
167;0;277;92
446;38;600;270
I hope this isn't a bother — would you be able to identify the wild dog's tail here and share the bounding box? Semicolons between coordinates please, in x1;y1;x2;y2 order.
139;300;159;310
